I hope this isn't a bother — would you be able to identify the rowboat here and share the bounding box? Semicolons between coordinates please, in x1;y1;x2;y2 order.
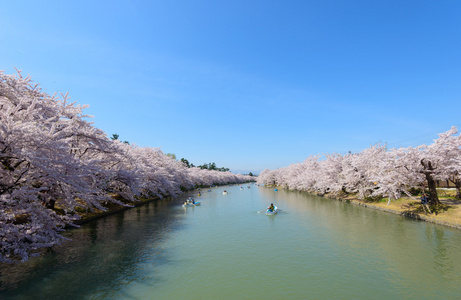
265;206;278;215
182;201;201;207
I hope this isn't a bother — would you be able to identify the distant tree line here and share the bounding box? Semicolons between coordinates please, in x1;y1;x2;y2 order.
198;162;230;172
179;158;229;172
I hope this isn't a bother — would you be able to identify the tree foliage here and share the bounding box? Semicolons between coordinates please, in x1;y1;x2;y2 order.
197;162;230;172
258;127;461;206
180;158;192;168
166;153;176;160
0;70;253;263
180;159;229;172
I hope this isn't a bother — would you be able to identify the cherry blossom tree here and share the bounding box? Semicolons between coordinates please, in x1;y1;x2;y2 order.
414;127;461;204
0;70;119;262
312;153;342;195
1;70;253;263
257;169;277;186
258;128;461;207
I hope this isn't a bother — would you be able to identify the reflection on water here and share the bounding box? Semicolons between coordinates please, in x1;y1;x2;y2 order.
1;186;461;299
0;198;183;299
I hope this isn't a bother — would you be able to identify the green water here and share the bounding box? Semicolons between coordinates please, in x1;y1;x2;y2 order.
1;185;460;299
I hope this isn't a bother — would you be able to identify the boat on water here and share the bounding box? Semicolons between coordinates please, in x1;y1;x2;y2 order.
274;188;278;192
182;201;201;207
182;197;201;207
265;206;278;215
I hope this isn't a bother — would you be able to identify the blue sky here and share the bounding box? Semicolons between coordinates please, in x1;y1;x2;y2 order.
1;0;461;174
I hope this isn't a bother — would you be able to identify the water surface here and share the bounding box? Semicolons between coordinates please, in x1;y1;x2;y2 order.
1;185;460;299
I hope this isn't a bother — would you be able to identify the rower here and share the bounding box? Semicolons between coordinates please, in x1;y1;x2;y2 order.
268;203;275;212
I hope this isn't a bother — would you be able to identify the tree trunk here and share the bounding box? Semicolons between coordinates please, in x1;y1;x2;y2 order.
421;159;440;205
45;198;56;209
424;172;440;205
455;179;461;200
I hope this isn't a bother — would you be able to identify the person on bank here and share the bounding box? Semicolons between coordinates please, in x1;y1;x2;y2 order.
420;192;432;214
420;193;428;204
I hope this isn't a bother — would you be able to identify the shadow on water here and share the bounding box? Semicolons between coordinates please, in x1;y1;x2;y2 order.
2;186;461;299
0;197;186;300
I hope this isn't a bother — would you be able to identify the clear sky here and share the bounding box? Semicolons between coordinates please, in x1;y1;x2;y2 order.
1;0;461;174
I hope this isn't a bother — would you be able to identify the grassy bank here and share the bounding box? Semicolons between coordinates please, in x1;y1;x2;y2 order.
330;194;461;230
272;186;461;230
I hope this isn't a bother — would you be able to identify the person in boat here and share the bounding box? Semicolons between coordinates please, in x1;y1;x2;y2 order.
268;203;275;212
192;198;195;204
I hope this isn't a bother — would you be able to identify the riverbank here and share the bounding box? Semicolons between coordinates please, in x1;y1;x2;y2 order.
71;183;252;225
331;194;461;230
270;186;461;230
64;184;461;230
72;194;162;225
